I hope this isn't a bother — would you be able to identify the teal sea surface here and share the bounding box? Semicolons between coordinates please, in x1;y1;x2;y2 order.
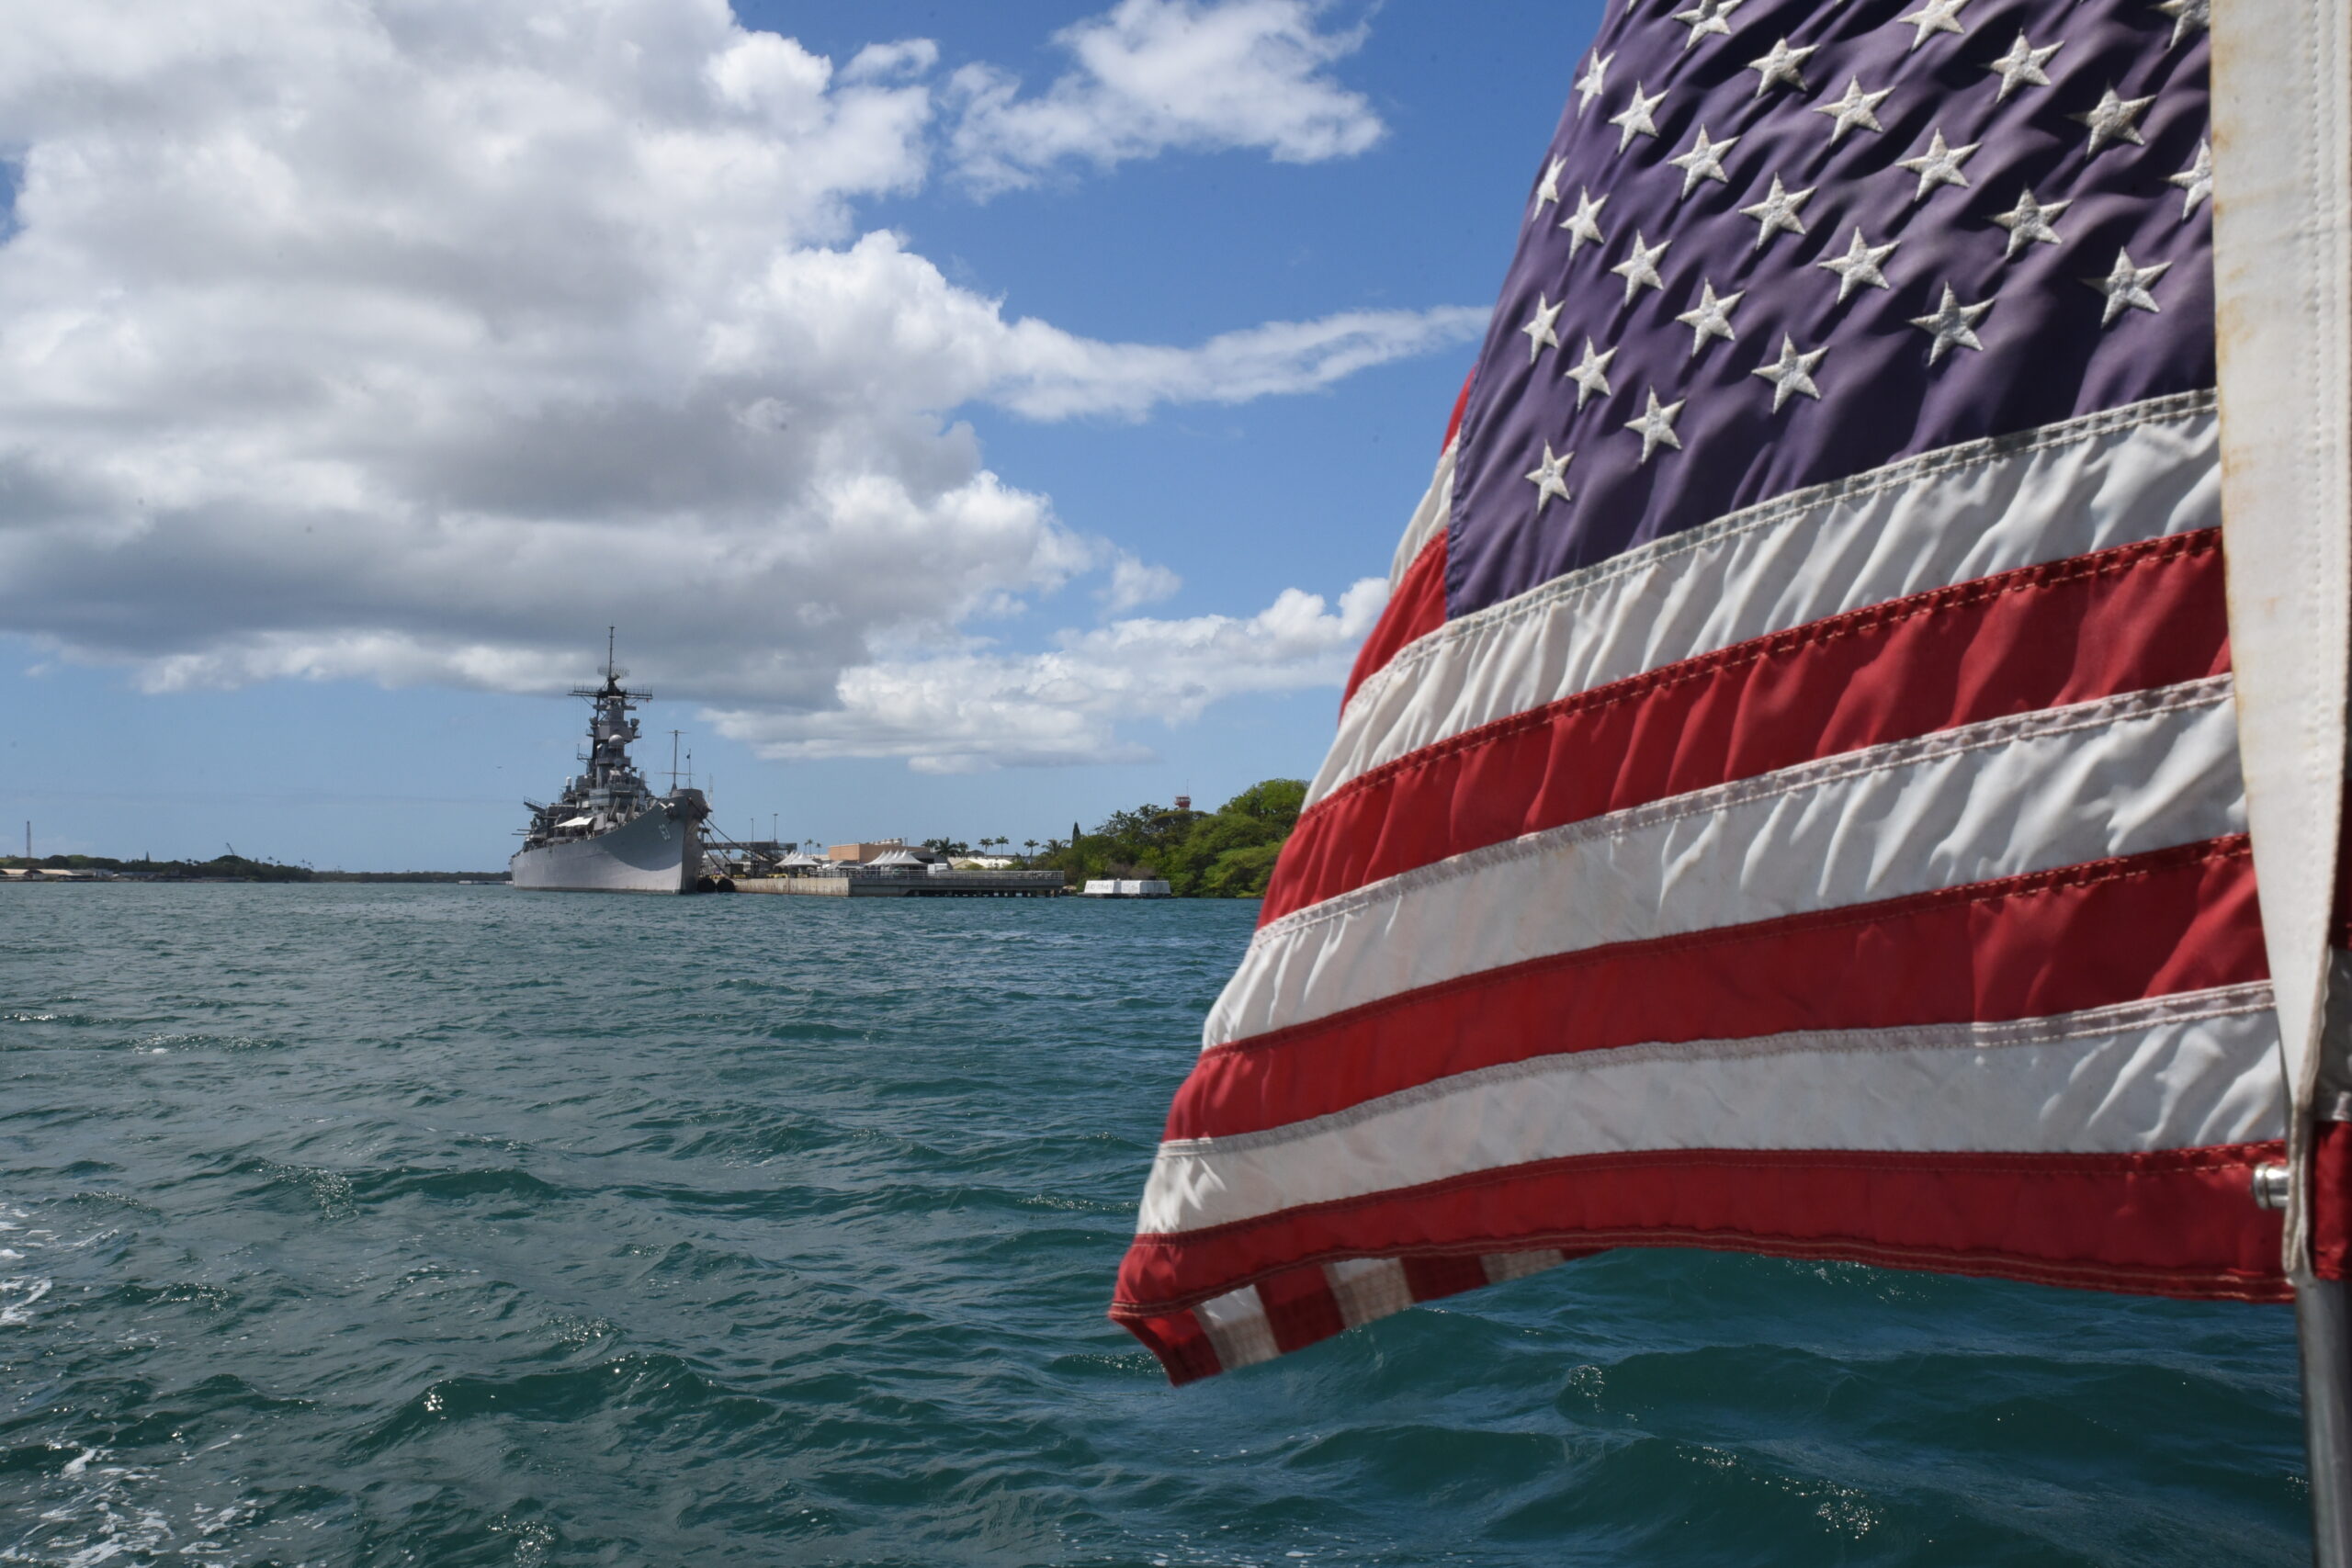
0;886;2312;1564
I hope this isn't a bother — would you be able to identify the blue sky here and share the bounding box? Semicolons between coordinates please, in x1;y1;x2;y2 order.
0;1;1601;868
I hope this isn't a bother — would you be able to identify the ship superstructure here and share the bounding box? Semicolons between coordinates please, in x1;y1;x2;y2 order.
511;640;709;894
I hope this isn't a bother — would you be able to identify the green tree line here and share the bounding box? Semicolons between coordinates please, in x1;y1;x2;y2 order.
1037;778;1307;897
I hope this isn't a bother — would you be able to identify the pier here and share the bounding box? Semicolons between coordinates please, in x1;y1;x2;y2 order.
709;833;1066;897
735;869;1065;897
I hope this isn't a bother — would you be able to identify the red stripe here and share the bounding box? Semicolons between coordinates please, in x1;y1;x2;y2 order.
1268;529;2229;924
1177;838;2265;1142
1121;1310;1224;1383
1128;1248;1608;1386
1111;1143;2290;1347
1402;1253;1488;1301
1255;1262;1346;1352
1442;367;1474;453
1342;532;1448;705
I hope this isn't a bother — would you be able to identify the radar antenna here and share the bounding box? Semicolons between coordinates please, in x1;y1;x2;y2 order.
570;630;645;703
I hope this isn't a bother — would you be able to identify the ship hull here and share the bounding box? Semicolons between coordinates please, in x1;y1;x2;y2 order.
510;805;701;894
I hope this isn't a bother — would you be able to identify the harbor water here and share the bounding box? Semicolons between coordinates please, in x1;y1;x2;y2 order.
0;886;2312;1564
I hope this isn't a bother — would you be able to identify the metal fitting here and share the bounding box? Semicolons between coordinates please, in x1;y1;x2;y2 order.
2254;1162;2292;1211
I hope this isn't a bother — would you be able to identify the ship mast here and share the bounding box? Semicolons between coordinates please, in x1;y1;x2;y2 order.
569;631;649;794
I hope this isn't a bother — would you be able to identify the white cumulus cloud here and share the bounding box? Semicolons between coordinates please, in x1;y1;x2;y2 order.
947;0;1385;194
1102;554;1183;614
709;577;1389;773
0;0;1470;767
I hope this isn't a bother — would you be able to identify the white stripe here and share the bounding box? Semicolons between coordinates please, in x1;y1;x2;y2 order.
1386;441;1455;587
1316;391;2218;808
1143;986;2283;1235
1194;1283;1278;1368
1212;678;2242;1046
1482;1249;1566;1284
1325;1257;1411;1325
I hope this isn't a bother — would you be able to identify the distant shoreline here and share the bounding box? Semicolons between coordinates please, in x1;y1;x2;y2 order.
4;855;509;884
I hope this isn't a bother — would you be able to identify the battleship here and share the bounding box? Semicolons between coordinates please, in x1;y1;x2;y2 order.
511;640;711;894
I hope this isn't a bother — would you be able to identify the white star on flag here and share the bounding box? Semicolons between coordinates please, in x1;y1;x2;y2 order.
1559;187;1609;257
2169;140;2213;218
1675;281;1744;355
1738;175;1814;250
1747;38;1816;96
1668;126;1740;197
1985;32;2063;99
1521;293;1566;360
1910;282;1992;362
2073;85;2155;155
1897;130;1979;200
1611;231;1671;303
1575;51;1614;114
1623;388;1686;462
2154;0;2209;47
1610;85;1667;152
1672;0;1746;51
1564;339;1618;410
2085;249;2170;324
1816;228;1899;300
1813;77;1892;142
1523;443;1574;511
1752;335;1826;411
1897;0;1970;50
1990;189;2071;257
1531;156;1566;220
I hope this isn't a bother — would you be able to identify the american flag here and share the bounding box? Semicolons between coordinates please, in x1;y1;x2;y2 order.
1111;0;2289;1383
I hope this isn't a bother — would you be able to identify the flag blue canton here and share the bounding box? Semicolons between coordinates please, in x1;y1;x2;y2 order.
1447;0;2213;616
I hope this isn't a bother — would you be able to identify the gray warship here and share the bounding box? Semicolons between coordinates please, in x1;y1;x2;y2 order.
512;644;710;894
